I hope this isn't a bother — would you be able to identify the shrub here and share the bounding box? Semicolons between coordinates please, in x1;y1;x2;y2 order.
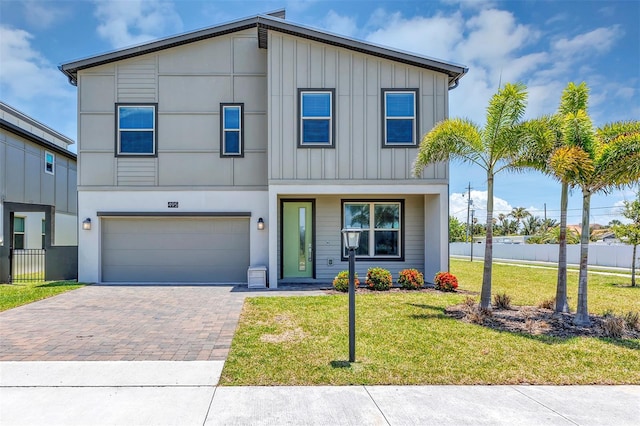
366;267;392;291
434;272;458;292
465;305;491;324
623;311;640;331
397;269;424;290
463;296;477;309
493;292;512;310
602;311;625;338
332;270;359;292
537;297;555;310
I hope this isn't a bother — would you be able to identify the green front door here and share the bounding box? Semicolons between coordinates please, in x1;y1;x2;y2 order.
282;201;313;278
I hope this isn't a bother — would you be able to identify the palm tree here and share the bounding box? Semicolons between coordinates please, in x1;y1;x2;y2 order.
414;83;528;309
509;207;530;233
522;216;542;236
514;84;594;314
572;119;640;324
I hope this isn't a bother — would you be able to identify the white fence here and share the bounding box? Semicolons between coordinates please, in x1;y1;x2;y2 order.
450;243;637;269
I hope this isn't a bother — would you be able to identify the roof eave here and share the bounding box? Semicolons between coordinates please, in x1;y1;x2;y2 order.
59;13;468;88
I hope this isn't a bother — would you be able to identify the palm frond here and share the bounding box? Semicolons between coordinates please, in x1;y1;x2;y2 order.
593;121;640;190
484;83;528;159
558;82;589;115
413;118;483;177
549;146;594;185
562;110;595;154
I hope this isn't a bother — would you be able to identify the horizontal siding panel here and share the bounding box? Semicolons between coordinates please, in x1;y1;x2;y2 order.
117;158;156;186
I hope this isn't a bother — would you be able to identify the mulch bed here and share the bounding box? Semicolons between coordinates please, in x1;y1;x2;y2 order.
322;286;640;340
445;303;640;340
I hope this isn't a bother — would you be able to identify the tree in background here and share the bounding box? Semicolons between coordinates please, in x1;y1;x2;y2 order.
613;192;640;287
414;83;529;310
449;216;467;242
509;207;531;233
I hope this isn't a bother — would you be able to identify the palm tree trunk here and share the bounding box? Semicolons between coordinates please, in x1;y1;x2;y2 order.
555;182;570;313
574;189;591;326
480;173;494;310
632;244;637;287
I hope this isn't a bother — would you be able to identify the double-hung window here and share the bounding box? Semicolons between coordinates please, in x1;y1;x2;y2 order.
382;89;419;146
298;89;335;147
342;201;402;260
116;104;157;156
44;151;55;175
220;103;244;157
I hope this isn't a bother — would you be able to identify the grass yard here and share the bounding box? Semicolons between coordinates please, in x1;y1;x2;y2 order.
220;259;639;386
0;281;84;312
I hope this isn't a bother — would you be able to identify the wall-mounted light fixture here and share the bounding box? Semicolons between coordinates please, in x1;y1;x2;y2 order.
82;218;92;230
257;217;265;230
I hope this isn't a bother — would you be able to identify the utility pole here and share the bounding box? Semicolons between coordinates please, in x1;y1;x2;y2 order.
470;209;475;262
465;182;472;242
544;203;547;222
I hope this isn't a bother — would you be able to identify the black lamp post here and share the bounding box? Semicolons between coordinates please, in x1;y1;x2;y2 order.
341;228;361;363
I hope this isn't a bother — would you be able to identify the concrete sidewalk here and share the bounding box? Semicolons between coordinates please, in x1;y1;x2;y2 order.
1;362;638;426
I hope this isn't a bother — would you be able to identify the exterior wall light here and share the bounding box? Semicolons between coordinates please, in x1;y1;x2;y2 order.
257;217;265;230
82;218;92;230
341;228;362;363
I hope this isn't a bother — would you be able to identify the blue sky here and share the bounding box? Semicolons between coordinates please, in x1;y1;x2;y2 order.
1;0;638;225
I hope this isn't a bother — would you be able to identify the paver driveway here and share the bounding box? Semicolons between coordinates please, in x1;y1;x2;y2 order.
0;284;324;362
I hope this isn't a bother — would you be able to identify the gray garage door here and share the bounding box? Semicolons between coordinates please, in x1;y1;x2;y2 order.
101;217;249;283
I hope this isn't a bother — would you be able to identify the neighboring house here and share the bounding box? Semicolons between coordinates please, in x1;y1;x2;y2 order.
0;102;78;282
59;10;467;286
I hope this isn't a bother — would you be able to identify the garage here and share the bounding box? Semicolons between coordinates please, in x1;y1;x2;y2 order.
101;216;250;283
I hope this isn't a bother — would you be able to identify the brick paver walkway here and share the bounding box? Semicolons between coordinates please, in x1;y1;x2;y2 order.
0;285;251;361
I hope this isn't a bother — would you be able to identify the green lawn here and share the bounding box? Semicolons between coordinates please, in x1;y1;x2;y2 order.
220;259;640;386
0;281;84;312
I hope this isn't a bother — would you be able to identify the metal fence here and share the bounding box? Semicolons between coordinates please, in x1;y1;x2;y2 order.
10;249;45;283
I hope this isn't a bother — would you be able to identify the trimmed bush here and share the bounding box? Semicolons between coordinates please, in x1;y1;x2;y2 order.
332;270;359;292
397;269;424;290
434;272;458;292
602;311;625;338
366;267;392;291
493;292;512;310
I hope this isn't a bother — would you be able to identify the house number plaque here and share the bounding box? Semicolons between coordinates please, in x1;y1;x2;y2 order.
168;202;179;208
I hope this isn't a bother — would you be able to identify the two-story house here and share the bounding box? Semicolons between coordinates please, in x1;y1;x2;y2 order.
0;102;78;282
60;10;467;286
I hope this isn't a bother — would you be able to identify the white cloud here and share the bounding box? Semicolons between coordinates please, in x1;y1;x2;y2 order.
322;10;358;37
0;26;71;101
552;26;622;57
93;0;183;49
450;190;512;223
457;9;538;67
23;1;70;29
365;11;464;62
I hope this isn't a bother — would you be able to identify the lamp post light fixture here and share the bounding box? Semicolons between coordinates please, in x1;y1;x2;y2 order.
257;217;265;230
82;218;92;231
341;228;361;363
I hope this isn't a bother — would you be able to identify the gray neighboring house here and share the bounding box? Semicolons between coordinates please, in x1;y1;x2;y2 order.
0;102;78;282
59;10;467;286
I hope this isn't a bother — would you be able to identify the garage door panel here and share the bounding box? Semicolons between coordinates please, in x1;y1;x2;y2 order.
101;217;249;283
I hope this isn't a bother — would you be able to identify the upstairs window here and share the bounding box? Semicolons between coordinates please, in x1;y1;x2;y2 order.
382;89;418;146
220;104;244;157
298;89;335;147
116;104;157;156
44;151;55;175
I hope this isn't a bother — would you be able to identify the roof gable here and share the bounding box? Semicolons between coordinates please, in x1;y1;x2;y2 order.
60;12;467;88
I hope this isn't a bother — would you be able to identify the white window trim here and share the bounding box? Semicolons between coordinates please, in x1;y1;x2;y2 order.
299;90;334;147
116;104;157;156
343;201;402;259
221;104;243;157
44;151;55;175
383;90;418;146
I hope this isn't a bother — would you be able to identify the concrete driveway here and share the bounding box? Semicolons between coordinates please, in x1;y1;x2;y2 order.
0;284;324;362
